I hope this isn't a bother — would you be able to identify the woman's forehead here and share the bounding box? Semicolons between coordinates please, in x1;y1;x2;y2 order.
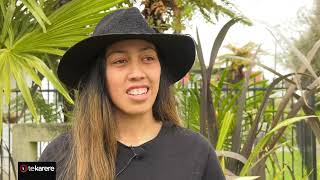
106;39;157;54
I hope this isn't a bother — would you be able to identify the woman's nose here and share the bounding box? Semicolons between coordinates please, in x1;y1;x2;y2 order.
127;61;146;81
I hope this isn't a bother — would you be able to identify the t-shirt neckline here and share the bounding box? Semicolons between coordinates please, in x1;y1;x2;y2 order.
117;120;172;148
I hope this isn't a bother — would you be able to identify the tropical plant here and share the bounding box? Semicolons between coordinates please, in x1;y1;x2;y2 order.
136;0;250;32
175;16;320;178
0;0;125;137
224;24;320;178
5;91;63;123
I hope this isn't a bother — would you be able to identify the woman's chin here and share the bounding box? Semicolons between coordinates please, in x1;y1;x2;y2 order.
115;105;153;117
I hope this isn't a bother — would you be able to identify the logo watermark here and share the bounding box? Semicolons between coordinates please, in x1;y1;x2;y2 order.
18;162;56;180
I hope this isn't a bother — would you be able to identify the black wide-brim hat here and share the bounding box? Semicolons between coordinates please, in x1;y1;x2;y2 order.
58;7;195;89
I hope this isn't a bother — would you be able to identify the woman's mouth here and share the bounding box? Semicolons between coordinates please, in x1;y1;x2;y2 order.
126;87;149;96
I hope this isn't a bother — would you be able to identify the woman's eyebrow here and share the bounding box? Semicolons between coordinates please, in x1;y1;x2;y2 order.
106;46;156;58
139;46;156;52
106;50;125;58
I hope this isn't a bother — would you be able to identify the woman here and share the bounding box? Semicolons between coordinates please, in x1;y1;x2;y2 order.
39;7;225;180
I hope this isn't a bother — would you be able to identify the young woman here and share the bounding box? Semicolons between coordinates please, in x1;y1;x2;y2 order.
39;7;225;180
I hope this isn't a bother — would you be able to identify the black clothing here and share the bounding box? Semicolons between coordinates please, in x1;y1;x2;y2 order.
39;121;225;180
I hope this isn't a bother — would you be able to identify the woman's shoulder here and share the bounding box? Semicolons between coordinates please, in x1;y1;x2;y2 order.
164;121;214;152
38;131;72;162
162;121;225;179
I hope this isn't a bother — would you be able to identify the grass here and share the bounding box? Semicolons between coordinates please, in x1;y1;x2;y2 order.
265;150;320;179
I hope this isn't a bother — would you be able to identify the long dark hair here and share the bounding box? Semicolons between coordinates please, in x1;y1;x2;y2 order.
63;47;181;180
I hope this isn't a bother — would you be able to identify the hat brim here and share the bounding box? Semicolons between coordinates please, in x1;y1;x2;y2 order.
57;34;195;89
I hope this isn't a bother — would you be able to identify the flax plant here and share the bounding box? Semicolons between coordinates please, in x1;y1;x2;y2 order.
176;17;320;178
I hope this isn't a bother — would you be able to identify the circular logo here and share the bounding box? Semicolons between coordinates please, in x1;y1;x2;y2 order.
20;165;28;173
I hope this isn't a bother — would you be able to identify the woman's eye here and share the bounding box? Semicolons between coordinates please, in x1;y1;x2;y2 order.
143;56;156;62
113;59;127;64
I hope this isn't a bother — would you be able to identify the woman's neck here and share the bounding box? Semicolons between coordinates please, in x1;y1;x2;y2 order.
115;111;162;147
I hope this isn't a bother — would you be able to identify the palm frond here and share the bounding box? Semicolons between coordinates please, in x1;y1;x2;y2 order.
0;0;125;124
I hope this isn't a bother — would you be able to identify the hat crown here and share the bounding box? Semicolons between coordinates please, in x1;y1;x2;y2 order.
58;7;195;89
93;7;156;36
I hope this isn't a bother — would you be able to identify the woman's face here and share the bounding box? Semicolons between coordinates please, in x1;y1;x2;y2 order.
105;39;161;117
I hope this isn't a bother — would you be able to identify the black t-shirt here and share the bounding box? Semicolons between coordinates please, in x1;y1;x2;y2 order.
39;121;225;180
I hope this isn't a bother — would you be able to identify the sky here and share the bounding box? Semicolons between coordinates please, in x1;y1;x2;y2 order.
184;0;314;79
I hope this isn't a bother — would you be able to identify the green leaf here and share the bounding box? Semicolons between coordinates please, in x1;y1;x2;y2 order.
2;54;11;104
10;56;39;122
20;0;51;32
0;0;15;44
17;57;42;86
0;66;4;139
23;54;73;104
240;115;317;176
32;48;65;56
207;18;242;79
13;0;124;55
33;92;62;122
6;25;15;46
0;50;12;104
216;111;234;150
269;115;318;134
195;27;207;79
251;141;289;169
231;177;259;180
0;0;125;125
213;69;228;108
